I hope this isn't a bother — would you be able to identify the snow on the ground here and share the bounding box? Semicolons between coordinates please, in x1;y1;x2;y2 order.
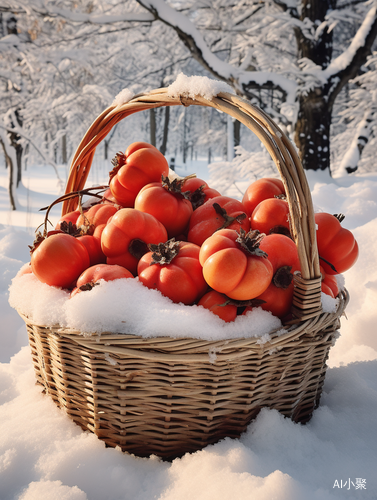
1;160;377;500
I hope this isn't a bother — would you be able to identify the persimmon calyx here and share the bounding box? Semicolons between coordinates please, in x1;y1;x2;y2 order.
148;238;180;265
269;225;292;237
189;184;206;210
333;213;345;223
109;152;126;181
212;203;247;229
28;232;45;255
58;219;94;237
272;265;293;289
161;175;193;200
236;228;268;258
128;238;149;260
79;281;100;292
221;298;266;308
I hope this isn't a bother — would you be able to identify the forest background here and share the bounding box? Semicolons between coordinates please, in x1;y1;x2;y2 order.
1;0;377;209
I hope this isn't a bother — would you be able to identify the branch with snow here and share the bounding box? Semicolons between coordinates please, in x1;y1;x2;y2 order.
322;3;377;105
337;108;375;175
46;6;154;25
136;0;297;103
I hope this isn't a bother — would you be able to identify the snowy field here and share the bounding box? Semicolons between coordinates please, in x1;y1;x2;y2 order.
1;158;377;500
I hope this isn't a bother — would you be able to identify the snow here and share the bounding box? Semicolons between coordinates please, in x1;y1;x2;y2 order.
112;89;134;108
9;272;283;341
167;73;233;100
1;161;377;499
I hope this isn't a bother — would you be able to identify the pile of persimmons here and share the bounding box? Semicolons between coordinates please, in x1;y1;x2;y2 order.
25;142;359;323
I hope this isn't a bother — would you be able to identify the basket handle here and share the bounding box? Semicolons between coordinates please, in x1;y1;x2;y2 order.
63;88;322;320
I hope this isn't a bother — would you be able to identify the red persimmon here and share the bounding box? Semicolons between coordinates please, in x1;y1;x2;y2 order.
254;234;301;318
138;240;208;305
70;263;133;297
55;209;80;230
101;208;168;275
250;198;291;236
134;179;193;238
199;228;273;301
198;290;237;322
77;234;107;266
315;212;358;275
187;195;250;247
242;177;285;217
109;142;169;207
181;177;221;210
320;265;339;297
76;203;118;231
31;233;90;289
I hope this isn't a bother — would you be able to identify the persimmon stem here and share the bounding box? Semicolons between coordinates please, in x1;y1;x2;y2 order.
161;174;195;200
236;228;268;258
212;203;247;229
148;238;180;265
319;256;338;273
39;185;108;236
333;213;345;223
272;266;293;289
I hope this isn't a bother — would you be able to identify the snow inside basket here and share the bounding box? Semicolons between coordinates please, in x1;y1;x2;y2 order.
10;81;349;460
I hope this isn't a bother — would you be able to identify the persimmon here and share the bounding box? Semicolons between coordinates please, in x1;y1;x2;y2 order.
188;195;250;247
138;240;208;305
134;177;193;238
101;208;168;275
242;177;285;217
198;290;238;322
109;142;169;207
199;228;273;301
315;212;358;275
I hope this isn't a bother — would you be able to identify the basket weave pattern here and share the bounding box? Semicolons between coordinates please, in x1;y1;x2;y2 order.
20;88;349;459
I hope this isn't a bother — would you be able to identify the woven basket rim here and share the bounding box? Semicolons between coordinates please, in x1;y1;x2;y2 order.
61;86;335;323
17;287;349;361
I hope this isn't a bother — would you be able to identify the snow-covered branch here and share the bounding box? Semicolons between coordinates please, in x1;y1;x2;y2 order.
136;0;297;103
322;3;377;105
337;108;375;174
46;6;154;25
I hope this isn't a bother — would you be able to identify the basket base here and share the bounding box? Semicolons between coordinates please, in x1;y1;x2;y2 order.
25;318;338;460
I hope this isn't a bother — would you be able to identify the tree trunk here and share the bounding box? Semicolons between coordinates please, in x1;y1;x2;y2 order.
234;120;240;149
297;0;336;68
294;92;331;172
62;134;67;164
227;115;234;161
160;106;169;156
183;108;187;164
16;145;22;186
150;108;156;147
0;136;17;210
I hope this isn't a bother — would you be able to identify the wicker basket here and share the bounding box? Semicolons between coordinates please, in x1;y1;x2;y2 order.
20;87;349;460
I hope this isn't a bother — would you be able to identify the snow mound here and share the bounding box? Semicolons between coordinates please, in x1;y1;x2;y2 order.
167;73;233;100
8;271;282;341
